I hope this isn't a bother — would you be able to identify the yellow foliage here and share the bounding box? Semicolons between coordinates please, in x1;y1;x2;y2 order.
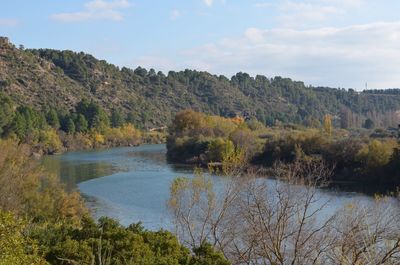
356;139;395;168
39;128;63;154
104;124;142;146
90;131;105;146
0;211;45;265
323;114;333;136
0;139;86;224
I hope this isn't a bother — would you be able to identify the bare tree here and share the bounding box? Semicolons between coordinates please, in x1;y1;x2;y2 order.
168;160;400;265
327;198;400;265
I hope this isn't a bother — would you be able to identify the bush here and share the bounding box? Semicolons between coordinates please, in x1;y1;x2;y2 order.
39;128;63;154
356;139;395;169
207;138;235;162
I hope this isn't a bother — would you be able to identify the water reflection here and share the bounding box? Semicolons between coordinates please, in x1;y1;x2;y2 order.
42;144;396;230
43;155;119;191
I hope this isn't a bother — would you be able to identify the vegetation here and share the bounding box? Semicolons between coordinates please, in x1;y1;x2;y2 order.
1;37;400;131
169;162;400;264
168;110;400;186
167;109;255;165
3;36;400;264
0;139;230;265
0;92;143;154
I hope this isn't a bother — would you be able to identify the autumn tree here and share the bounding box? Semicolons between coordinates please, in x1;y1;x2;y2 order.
323;114;333;136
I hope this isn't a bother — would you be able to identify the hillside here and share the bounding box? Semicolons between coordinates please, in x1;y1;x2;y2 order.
1;36;400;129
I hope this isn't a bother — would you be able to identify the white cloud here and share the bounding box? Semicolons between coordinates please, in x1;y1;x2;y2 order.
202;0;226;7
170;9;181;20
254;2;275;8
275;0;365;28
203;0;214;7
51;0;131;22
85;0;130;10
178;21;400;89
279;2;341;26
0;19;18;27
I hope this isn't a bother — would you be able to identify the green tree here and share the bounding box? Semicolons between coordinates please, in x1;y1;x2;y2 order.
63;117;76;134
46;109;60;129
0;211;44;265
207;138;235;162
9;112;27;138
190;242;230;265
110;108;124;128
0;93;14;136
76;99;109;131
9;106;46;139
74;114;88;132
364;118;375;129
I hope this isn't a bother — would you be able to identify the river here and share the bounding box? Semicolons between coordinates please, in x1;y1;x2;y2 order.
43;144;387;230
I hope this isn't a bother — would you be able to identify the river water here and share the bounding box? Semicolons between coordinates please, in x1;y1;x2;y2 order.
43;144;386;230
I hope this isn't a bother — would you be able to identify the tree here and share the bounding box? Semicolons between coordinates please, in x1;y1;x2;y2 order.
323;114;333;136
76;99;109;131
207;138;235;162
74;114;88;132
356;139;394;169
126;111;137;125
110;108;124;128
46;109;60;129
0;139;85;223
340;108;351;129
64;117;76;134
190;242;230;265
9;112;26;138
0;93;14;136
0;211;44;265
169;161;400;264
39;128;63;154
364;118;375;129
9;106;46;139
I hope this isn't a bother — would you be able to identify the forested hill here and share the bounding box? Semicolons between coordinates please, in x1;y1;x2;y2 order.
1;36;399;129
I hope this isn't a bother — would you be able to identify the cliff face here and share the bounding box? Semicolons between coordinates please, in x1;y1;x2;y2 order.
1;37;400;128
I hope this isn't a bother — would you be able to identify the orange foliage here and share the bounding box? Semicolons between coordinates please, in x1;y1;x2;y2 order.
230;115;245;125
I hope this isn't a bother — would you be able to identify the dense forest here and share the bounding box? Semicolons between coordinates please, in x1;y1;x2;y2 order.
0;91;153;154
1;36;400;130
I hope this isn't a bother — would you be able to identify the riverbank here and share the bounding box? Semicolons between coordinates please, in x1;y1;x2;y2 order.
166;110;400;190
44;144;383;229
30;128;166;157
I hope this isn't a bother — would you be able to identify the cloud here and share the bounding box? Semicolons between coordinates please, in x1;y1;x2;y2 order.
253;2;275;8
202;0;226;7
0;19;18;27
203;0;214;7
279;2;341;26
170;9;181;20
179;21;400;89
274;0;365;28
51;0;131;22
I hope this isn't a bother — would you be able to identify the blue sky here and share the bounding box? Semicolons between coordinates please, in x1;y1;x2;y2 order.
1;0;400;89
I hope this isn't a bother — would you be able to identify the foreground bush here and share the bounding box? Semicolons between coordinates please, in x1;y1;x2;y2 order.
0;138;229;265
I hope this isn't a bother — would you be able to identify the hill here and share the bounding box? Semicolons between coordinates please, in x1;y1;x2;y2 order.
1;36;400;129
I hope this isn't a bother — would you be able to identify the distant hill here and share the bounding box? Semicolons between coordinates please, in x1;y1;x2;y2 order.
1;36;399;128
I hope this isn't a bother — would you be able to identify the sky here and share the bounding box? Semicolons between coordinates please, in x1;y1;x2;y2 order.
1;0;400;89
